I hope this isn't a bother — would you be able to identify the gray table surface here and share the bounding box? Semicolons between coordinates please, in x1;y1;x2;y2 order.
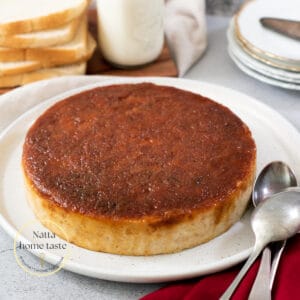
0;15;299;300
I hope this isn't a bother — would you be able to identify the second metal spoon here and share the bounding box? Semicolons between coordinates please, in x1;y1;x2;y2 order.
221;190;300;300
252;161;297;290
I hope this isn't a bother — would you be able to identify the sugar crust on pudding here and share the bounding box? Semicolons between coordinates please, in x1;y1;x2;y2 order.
22;83;256;255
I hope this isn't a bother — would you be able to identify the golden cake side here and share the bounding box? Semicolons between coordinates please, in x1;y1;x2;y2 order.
23;165;255;255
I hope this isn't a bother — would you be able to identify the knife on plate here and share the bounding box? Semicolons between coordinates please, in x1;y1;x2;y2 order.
260;17;300;41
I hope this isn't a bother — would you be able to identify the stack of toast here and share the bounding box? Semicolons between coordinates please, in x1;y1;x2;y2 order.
0;0;96;88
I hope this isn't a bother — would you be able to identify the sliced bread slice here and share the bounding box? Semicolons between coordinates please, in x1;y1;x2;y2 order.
0;0;88;35
0;60;40;76
0;33;96;75
0;15;82;48
35;32;96;68
26;18;91;66
0;17;87;61
0;61;40;76
0;62;87;88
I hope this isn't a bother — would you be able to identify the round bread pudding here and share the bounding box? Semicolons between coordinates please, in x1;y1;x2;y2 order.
22;83;256;255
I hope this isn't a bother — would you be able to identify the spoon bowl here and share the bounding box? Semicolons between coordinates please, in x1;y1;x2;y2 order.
252;190;300;243
252;161;297;207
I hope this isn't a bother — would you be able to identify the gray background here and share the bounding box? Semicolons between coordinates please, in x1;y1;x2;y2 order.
206;0;243;15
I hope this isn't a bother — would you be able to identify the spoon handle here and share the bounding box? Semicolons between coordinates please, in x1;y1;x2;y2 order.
220;244;263;300
270;240;286;288
248;247;272;300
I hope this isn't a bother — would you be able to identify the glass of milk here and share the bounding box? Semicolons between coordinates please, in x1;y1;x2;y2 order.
96;0;164;68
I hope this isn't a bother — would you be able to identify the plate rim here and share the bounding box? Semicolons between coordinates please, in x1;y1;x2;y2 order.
235;0;300;64
227;19;300;83
228;48;300;91
1;76;300;283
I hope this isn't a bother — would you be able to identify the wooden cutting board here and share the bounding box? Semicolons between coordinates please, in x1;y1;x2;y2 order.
0;10;178;95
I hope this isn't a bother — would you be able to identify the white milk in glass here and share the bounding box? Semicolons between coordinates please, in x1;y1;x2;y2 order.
96;0;164;67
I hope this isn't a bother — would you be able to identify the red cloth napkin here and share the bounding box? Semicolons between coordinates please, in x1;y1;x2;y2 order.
141;235;300;300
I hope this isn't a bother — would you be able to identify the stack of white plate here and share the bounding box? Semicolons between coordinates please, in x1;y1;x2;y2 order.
227;0;300;90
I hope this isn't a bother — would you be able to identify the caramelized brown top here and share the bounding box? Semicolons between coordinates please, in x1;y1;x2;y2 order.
23;83;256;219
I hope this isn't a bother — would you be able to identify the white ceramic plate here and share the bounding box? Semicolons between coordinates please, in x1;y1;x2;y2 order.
1;77;300;283
228;48;300;91
236;0;300;62
227;20;300;84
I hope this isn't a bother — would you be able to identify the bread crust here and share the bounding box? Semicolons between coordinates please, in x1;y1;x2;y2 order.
0;61;41;76
0;32;95;87
0;0;88;35
0;31;88;63
0;16;81;49
24;28;90;67
0;33;95;79
0;48;25;61
0;62;86;87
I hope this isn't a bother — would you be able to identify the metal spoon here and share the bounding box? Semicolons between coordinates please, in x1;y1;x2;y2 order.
252;161;297;289
220;190;300;300
252;161;297;208
249;161;297;299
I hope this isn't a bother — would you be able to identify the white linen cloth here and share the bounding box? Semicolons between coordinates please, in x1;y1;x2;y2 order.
164;0;207;76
